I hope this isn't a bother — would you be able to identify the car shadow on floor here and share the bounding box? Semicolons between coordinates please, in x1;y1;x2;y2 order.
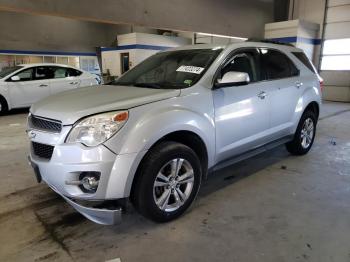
2;108;29;116
199;146;290;197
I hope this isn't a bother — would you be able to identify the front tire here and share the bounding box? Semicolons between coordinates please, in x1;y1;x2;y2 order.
286;110;317;155
132;141;202;222
0;96;8;115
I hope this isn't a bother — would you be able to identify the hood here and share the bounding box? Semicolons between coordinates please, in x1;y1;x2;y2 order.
30;85;180;125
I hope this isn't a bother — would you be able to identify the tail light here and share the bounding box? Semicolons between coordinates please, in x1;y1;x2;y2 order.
319;79;324;92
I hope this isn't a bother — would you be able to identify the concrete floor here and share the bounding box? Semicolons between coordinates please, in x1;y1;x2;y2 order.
1;102;350;262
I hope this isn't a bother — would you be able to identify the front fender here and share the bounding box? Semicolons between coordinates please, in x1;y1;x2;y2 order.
103;101;215;199
106;103;215;164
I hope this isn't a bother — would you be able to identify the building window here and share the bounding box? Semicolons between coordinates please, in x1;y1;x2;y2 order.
44;56;56;63
321;38;350;70
57;56;69;65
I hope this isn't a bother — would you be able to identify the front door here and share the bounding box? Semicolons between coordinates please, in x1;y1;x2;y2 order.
213;48;270;163
7;67;50;108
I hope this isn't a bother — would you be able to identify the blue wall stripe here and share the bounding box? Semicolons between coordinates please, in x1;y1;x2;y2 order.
0;49;96;56
101;44;172;52
268;36;321;45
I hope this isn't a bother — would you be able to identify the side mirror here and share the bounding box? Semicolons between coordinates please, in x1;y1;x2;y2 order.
214;71;250;88
10;75;20;81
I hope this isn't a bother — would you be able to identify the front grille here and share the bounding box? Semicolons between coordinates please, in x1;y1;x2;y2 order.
32;142;54;160
29;115;62;133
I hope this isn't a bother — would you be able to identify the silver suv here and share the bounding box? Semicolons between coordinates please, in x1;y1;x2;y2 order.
27;42;322;225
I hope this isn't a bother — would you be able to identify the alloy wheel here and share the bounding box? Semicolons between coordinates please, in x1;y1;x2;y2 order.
153;158;194;212
300;117;314;149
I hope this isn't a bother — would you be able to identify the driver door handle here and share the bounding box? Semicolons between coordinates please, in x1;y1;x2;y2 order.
257;91;267;99
39;84;48;87
70;81;79;85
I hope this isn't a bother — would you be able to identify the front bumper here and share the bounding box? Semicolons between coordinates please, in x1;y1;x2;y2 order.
29;158;122;225
27;126;144;224
48;182;122;225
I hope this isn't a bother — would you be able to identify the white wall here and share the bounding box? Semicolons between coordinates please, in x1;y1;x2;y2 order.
102;33;191;77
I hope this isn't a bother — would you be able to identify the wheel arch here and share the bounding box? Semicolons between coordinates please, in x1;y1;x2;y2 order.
129;130;209;201
304;101;320;120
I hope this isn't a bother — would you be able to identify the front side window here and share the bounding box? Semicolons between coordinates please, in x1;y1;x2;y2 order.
219;49;261;82
261;49;299;80
0;66;23;79
114;48;223;89
15;68;34;81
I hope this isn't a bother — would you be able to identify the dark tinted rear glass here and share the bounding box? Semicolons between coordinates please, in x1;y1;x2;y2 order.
292;52;317;74
261;49;299;80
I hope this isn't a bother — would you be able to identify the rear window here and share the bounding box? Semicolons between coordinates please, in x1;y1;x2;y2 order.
292;52;317;74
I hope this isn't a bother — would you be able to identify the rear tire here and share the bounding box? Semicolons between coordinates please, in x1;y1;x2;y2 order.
132;141;202;222
286;110;317;155
0;96;8;116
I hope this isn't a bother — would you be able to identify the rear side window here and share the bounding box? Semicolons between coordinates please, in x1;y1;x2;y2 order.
261;49;299;80
292;52;317;74
51;67;83;78
67;68;82;77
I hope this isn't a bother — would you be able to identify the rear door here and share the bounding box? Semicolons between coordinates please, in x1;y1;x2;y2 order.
260;48;302;138
49;66;82;95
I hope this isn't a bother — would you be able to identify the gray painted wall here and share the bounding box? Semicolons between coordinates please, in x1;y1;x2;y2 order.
0;0;274;39
0;11;157;52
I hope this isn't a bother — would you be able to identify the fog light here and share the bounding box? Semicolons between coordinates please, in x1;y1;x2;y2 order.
79;172;100;193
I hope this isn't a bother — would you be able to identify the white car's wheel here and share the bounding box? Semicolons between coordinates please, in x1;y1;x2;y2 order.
0;96;8;115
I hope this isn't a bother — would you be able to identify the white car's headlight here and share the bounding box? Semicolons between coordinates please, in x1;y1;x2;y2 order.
66;111;128;147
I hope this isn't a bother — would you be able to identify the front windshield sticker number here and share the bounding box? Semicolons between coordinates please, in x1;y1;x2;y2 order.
176;66;205;74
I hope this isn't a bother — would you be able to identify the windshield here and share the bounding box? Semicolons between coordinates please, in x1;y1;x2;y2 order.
0;66;23;79
113;48;222;89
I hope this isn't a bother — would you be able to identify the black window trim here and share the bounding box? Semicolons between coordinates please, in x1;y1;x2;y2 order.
291;51;317;74
212;46;301;89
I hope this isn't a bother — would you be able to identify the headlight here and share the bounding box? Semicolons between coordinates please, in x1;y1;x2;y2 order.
66;111;128;147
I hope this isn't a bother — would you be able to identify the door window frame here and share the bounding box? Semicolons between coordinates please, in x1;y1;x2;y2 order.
212;47;262;88
6;67;35;82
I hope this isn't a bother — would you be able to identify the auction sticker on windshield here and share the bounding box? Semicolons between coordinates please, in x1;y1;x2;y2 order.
176;66;205;74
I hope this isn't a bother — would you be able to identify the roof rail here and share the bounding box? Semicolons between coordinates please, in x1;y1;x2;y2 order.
246;38;295;47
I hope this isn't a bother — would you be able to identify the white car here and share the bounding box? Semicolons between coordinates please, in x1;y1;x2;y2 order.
0;63;100;114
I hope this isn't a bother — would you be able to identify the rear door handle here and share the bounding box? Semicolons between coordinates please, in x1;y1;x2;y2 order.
257;91;267;99
39;84;48;87
295;81;303;88
70;81;79;85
